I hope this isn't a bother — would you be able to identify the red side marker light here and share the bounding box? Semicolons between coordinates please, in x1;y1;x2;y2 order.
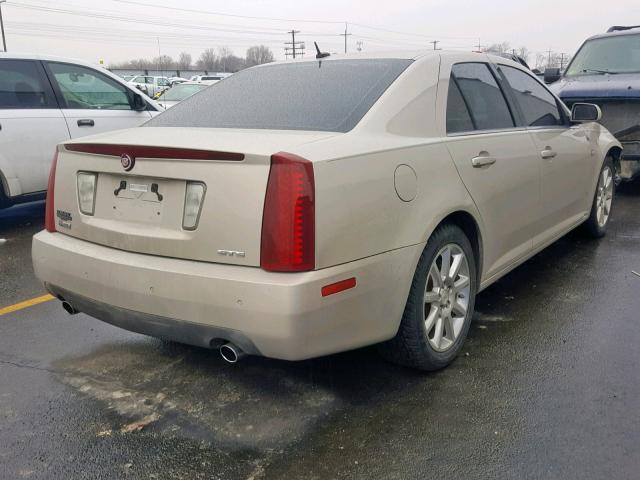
321;277;356;297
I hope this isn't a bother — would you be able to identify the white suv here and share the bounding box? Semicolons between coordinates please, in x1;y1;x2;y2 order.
127;75;171;97
0;54;160;208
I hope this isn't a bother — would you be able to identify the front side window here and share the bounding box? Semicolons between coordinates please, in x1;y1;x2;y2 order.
147;59;413;133
48;63;133;110
0;60;53;109
499;65;562;127
451;63;514;132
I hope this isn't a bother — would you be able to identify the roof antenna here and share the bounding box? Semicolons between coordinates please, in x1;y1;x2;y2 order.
314;42;330;59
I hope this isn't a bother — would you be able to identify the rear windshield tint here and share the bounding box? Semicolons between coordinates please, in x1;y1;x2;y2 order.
146;59;413;133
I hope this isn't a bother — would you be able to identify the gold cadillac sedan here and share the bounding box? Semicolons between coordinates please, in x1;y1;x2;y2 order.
32;51;621;370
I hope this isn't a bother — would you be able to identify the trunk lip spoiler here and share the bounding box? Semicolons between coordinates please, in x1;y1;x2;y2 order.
63;143;245;162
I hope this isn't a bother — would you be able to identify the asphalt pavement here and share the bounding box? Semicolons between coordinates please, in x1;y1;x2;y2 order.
1;187;639;480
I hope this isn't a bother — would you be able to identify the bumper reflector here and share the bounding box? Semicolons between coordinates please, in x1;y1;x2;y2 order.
321;277;356;297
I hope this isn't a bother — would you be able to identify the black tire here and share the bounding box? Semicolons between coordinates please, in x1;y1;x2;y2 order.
379;223;477;371
582;156;615;238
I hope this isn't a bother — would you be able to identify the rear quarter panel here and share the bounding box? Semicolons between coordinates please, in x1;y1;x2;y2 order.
293;54;481;271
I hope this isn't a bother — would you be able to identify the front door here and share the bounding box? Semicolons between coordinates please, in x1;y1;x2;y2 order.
497;64;593;246
44;62;152;140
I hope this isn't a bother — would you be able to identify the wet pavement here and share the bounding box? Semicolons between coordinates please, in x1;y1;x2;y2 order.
1;187;639;479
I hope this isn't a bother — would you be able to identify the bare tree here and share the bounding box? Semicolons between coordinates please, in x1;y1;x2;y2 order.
245;45;275;67
153;54;174;72
197;48;218;70
177;52;192;71
486;41;511;54
216;47;242;72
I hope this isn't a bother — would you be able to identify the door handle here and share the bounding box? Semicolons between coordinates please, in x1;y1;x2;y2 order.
541;147;557;159
471;155;497;168
77;119;95;127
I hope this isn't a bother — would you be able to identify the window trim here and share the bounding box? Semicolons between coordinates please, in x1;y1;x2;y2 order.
43;61;137;111
494;62;570;129
0;59;58;110
446;61;518;137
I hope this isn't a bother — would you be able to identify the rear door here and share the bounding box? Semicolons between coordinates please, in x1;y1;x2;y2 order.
0;59;69;196
442;60;541;279
497;64;593;245
44;62;153;139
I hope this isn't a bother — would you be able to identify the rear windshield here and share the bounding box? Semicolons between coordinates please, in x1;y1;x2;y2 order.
146;58;413;133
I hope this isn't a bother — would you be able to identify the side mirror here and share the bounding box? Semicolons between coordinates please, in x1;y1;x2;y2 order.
131;93;147;111
544;67;561;84
571;103;602;123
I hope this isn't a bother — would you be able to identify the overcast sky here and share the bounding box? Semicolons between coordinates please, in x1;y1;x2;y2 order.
2;0;639;65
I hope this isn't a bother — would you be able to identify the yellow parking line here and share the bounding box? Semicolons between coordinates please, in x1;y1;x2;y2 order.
0;294;55;316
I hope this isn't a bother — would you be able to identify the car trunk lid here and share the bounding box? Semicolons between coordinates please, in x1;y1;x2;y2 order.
52;127;336;266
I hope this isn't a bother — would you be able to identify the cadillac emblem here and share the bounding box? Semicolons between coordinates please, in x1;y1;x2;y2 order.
120;153;135;171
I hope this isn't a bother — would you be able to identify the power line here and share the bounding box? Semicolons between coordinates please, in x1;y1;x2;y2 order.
111;0;345;24
284;30;304;59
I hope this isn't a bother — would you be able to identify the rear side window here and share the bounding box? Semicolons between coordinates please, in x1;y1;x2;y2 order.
147;59;413;133
450;63;514;132
446;78;474;133
499;65;563;127
0;60;54;109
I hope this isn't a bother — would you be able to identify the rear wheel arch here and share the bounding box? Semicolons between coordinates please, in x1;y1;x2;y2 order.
433;210;483;285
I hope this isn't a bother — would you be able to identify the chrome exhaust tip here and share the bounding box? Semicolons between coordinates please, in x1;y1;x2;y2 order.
220;342;245;364
61;301;78;315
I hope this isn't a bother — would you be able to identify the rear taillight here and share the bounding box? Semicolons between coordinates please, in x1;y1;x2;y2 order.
45;151;58;233
261;152;315;272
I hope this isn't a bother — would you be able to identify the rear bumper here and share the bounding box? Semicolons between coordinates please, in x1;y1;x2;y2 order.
32;231;421;360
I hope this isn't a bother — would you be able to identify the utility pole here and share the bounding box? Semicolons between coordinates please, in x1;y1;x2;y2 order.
559;52;567;70
339;22;352;54
285;30;304;59
430;40;440;50
0;0;7;52
547;48;553;67
475;38;485;53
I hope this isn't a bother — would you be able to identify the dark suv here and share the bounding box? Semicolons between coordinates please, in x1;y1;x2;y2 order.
547;26;640;181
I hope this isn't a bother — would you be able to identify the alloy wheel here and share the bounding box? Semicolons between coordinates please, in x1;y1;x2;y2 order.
596;166;614;228
423;243;471;352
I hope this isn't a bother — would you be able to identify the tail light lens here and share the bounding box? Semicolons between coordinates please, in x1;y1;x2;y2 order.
261;152;315;272
45;151;58;233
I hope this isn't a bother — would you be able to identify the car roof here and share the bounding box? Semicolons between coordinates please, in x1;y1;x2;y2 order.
585;28;640;41
249;50;520;68
0;52;110;69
